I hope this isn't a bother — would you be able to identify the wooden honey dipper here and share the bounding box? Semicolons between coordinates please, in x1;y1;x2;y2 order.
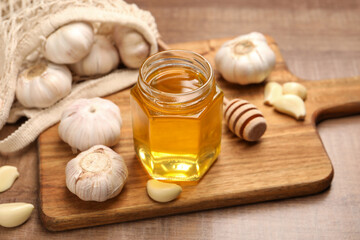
223;97;267;141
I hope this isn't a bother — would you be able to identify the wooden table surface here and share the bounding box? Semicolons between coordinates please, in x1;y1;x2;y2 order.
1;0;360;239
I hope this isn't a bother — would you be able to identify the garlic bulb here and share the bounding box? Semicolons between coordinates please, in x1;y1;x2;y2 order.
215;32;276;85
69;35;120;76
16;61;72;108
58;98;122;151
113;26;150;68
43;22;94;64
66;145;128;202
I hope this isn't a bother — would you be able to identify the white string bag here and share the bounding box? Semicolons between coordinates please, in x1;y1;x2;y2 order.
0;0;160;154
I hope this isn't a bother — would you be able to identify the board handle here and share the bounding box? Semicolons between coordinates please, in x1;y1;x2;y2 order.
306;76;360;124
265;36;360;124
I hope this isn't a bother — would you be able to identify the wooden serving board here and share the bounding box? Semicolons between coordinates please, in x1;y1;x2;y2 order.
38;36;360;231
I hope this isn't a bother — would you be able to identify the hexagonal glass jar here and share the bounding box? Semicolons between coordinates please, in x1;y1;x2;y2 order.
130;50;223;181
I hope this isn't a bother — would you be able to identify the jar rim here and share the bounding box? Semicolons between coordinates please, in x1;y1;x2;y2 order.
139;49;213;99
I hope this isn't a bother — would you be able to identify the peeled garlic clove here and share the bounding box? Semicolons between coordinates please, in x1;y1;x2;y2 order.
58;98;122;151
283;82;307;100
0;203;34;228
0;166;19;192
264;81;283;106
147;180;182;203
43;22;94;64
69;35;120;77
66;145;128;202
215;32;276;85
113;26;150;68
273;94;306;120
16;61;72;108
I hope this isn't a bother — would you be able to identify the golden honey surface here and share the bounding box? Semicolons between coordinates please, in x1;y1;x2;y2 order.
131;66;223;181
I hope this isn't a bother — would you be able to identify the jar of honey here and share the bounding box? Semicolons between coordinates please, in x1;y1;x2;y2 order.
130;50;223;181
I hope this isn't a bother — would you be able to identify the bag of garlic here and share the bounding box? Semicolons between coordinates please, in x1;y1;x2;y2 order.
0;0;161;154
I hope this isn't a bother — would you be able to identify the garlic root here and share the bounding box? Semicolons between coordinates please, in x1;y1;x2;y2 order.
66;145;128;202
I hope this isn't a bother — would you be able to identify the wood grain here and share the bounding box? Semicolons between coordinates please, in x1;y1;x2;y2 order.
37;36;360;231
1;0;360;239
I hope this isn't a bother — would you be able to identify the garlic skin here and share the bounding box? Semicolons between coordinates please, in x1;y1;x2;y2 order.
69;35;120;77
113;26;150;68
43;22;94;64
215;32;276;85
58;98;122;151
0;166;19;192
66;145;128;202
16;61;72;108
0;203;34;228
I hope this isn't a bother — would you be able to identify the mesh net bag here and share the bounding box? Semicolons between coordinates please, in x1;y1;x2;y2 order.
0;0;159;154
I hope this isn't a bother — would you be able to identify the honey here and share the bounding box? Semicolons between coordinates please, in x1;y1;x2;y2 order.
130;50;223;181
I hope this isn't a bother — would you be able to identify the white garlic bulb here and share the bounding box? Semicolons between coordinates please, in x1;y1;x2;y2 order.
66;145;128;202
43;22;94;64
69;35;120;77
215;32;276;85
58;98;122;151
113;26;150;68
16;61;72;108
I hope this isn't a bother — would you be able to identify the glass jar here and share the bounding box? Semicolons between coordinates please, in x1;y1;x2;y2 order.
130;50;223;181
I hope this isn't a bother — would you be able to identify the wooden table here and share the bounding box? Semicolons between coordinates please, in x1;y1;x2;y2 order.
1;0;360;239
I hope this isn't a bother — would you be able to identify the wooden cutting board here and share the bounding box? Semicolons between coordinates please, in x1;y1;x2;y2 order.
38;36;360;231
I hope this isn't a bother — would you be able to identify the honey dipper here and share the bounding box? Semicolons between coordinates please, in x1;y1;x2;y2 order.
223;97;267;141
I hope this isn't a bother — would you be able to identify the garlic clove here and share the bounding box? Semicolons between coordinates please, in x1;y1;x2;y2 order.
113;26;150;68
264;81;283;106
215;32;276;85
43;22;94;64
65;145;128;202
216;47;237;83
16;61;72;108
273;94;306;120
146;180;182;203
69;35;120;77
0;203;34;228
0;166;19;192
283;82;307;100
58;98;122;151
